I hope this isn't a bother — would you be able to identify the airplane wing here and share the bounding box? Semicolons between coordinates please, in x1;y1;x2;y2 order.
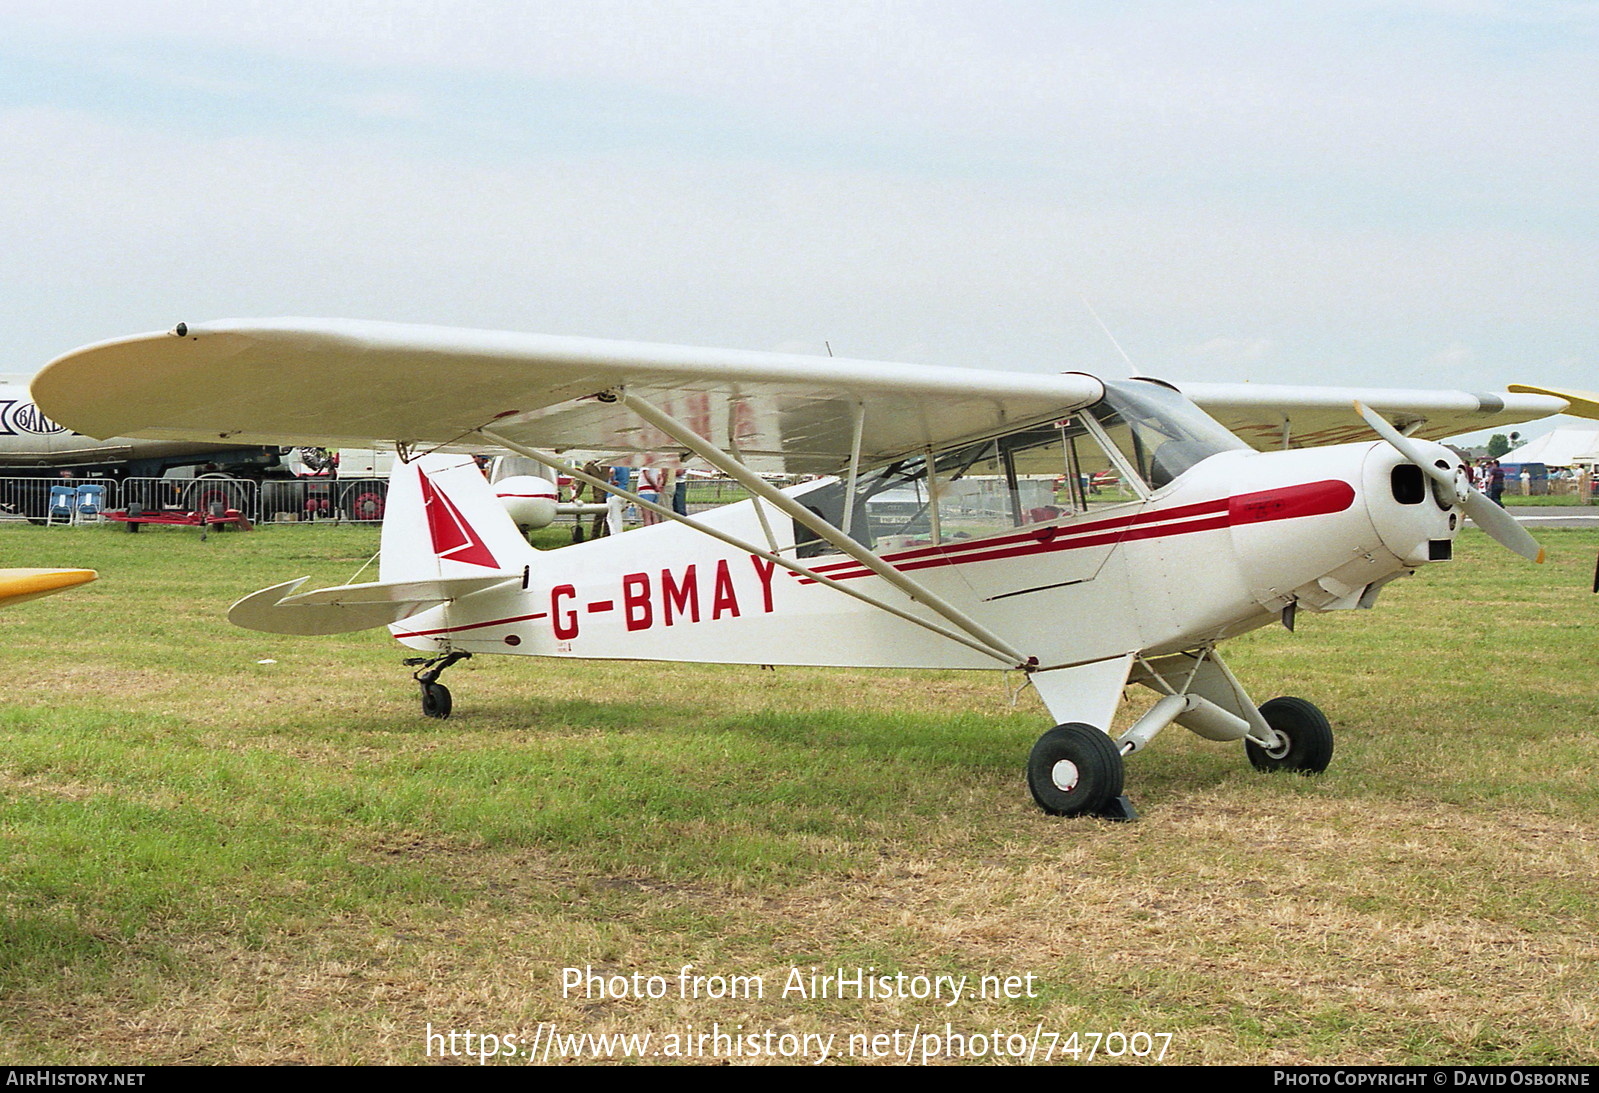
0;568;97;609
32;319;1581;471
1506;383;1599;418
1169;381;1575;451
31;319;1106;475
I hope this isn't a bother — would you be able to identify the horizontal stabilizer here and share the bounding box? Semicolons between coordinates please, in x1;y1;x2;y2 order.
228;573;520;635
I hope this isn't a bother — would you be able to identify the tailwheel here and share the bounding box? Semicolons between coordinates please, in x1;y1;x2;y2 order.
420;682;452;719
1027;723;1132;819
1246;696;1333;774
406;650;471;720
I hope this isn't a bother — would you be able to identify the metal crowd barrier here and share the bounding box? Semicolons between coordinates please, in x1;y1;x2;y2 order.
259;478;387;523
0;472;772;527
0;477;77;523
0;476;389;524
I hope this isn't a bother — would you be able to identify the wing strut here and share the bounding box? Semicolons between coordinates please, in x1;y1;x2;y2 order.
473;428;1026;668
728;436;782;554
611;391;1035;667
841;401;866;537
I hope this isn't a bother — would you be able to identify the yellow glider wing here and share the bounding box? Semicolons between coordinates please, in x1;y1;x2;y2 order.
1507;384;1599;421
0;568;97;610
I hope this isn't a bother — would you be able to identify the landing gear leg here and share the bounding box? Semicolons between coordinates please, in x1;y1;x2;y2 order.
405;650;471;719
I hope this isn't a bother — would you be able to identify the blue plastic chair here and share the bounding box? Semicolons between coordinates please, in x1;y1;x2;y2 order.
48;484;75;525
75;483;106;522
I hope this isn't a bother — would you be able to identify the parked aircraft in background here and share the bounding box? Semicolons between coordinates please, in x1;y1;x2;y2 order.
0;374;410;523
0;375;288;481
31;319;1593;818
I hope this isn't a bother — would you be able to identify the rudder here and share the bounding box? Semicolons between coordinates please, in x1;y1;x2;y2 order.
380;453;539;584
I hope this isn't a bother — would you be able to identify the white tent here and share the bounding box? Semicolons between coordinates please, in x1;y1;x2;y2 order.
1500;428;1599;467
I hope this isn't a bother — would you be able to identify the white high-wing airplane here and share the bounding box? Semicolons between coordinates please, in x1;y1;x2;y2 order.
31;319;1599;818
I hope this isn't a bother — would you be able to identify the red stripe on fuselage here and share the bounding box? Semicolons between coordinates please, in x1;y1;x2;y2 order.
799;494;1232;577
795;479;1354;584
1229;479;1355;525
395;610;550;638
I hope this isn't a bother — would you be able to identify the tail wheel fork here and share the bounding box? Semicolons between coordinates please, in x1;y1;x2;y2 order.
405;650;472;719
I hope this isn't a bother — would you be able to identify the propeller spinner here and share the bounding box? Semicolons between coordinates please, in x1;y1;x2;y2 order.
1353;401;1544;564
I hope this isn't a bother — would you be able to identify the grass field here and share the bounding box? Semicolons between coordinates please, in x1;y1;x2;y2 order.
1504;493;1591;506
1;522;1596;1065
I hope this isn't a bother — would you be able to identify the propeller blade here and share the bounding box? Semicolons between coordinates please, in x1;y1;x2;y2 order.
1461;490;1545;563
1353;401;1544;563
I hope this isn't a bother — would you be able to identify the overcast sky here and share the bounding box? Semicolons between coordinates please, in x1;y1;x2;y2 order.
4;1;1595;411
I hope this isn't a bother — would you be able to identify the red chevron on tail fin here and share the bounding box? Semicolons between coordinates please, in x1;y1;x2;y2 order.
420;468;500;569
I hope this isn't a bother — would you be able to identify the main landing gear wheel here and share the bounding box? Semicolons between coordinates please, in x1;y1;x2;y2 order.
1027;723;1127;818
420;682;452;719
1246;696;1334;774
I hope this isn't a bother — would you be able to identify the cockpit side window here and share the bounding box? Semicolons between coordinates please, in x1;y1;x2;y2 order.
790;381;1244;558
795;425;1111;557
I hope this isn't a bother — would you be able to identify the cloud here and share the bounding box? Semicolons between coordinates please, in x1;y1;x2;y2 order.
2;2;1595;391
1429;342;1477;369
1184;336;1276;368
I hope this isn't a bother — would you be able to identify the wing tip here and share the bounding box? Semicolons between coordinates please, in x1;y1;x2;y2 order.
1508;383;1599;422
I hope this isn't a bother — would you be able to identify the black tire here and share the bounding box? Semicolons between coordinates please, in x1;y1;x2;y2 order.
421;682;452;720
1246;696;1333;774
1027;723;1124;817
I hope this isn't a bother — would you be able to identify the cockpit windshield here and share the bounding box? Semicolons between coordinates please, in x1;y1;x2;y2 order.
1088;380;1251;490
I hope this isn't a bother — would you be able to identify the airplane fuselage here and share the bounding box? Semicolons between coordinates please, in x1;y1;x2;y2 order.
387;438;1458;674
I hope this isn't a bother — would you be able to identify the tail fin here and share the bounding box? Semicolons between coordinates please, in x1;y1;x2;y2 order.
380;453;538;583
